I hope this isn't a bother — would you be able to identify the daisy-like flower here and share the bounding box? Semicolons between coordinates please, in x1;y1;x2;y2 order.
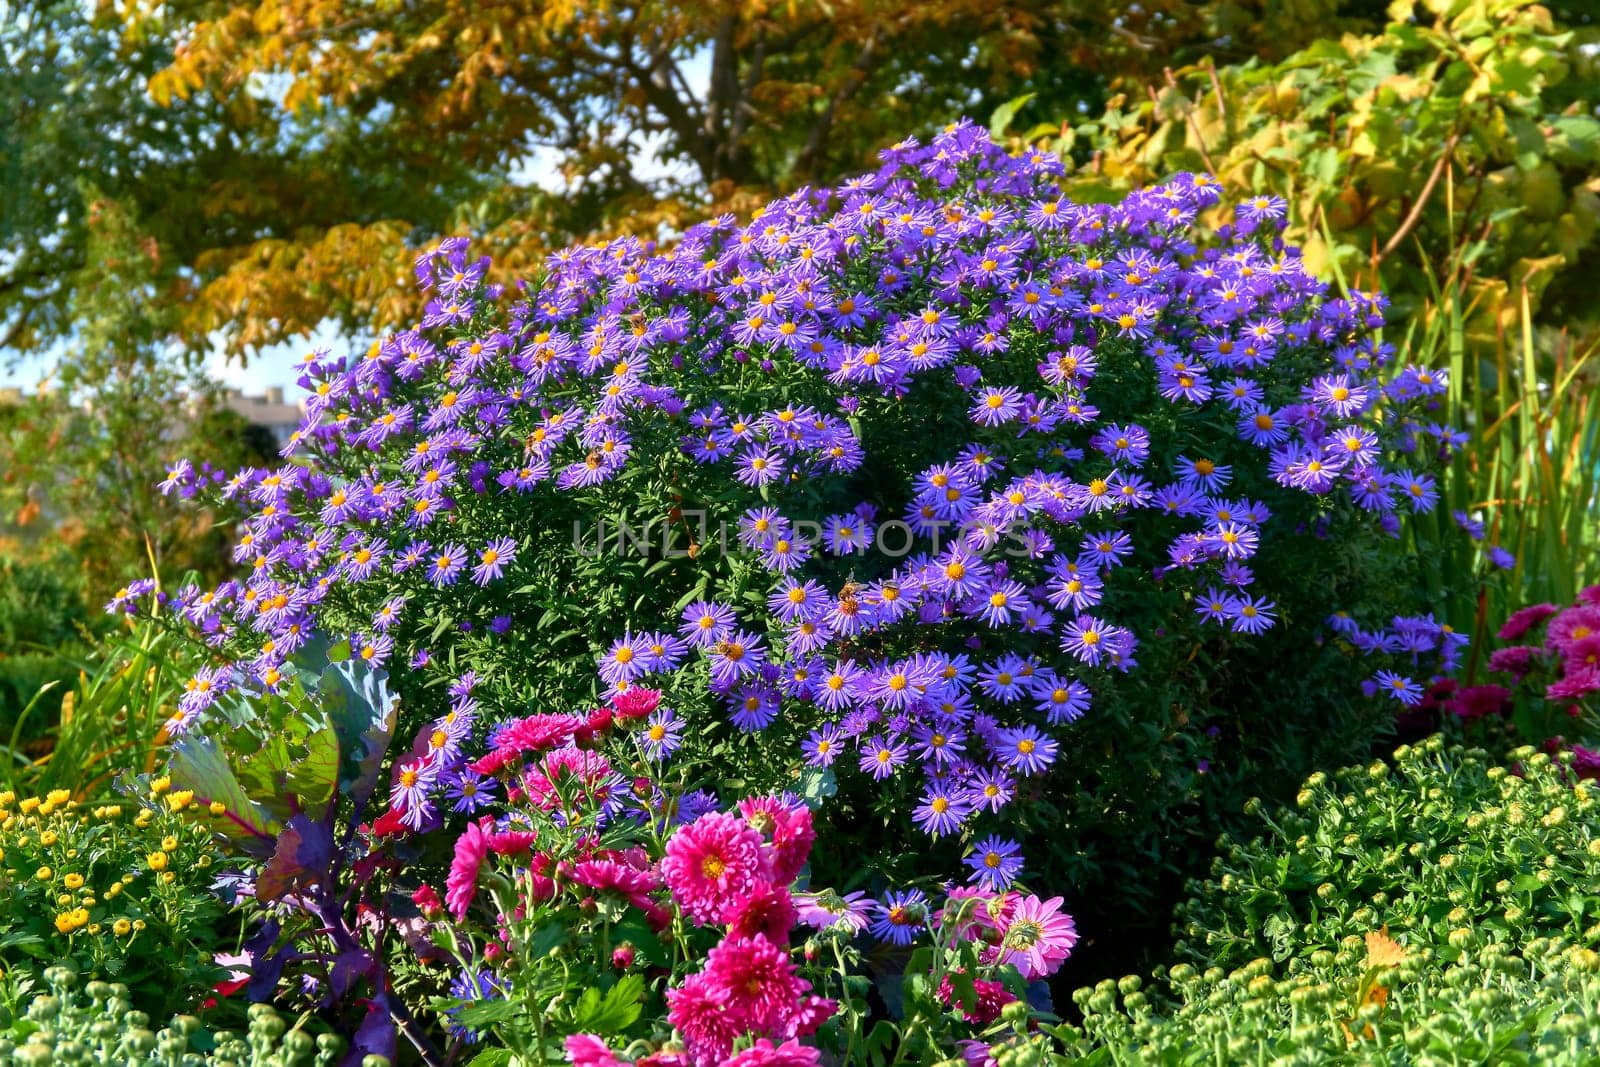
427;544;468;587
599;633;649;685
471;536;517;585
912;786;971;837
823;512;873;555
869;889;930;945
680;599;737;647
638;707;684;760
964;769;1016;813
446;769;496;814
1060;614;1112;667
1033;677;1091;724
801;723;842;767
736;445;786;488
1226;594;1277;635
858;735;909;780
964;836;1024;891
992;894;1078;979
795;889;875;933
971;386;1023;426
1373;669;1424;705
391;756;440;830
996;724;1057;775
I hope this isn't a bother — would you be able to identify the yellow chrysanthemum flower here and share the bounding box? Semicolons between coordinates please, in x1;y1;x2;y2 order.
53;908;88;934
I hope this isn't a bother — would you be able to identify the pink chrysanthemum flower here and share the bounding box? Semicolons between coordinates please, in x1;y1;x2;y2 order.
735;796;816;886
937;971;1016;1024
1497;602;1558;641
610;687;661;721
563;1034;625;1067
768;806;816;886
445;818;492;920
725;882;798;945
1549;606;1600;654
719;1039;823;1067
989;894;1078;979
1549;666;1600;701
661;812;769;925
572;858;662;910
665;972;743;1067
703;935;805;1033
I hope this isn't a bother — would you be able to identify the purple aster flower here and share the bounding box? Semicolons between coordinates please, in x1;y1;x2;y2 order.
964;769;1015;813
965;836;1024;891
802;723;843;767
599;634;649;685
447;770;497;814
735;445;785;487
638;707;683;760
390;756;440;830
869;889;929;945
679;600;738;647
1226;595;1277;635
912;786;971;837
1032;676;1091;724
707;629;767;687
1373;670;1424;705
996;724;1057;775
1060;614;1114;667
427;544;468;587
859;735;909;781
471;537;517;585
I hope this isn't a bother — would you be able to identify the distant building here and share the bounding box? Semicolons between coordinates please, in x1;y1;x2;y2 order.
217;387;306;448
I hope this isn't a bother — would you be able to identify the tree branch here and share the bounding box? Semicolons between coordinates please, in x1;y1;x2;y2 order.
796;25;881;180
1375;129;1461;267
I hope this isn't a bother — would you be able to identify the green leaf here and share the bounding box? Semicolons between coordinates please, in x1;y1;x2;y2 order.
568;974;644;1034
989;92;1037;138
528;922;568;960
798;765;837;810
168;734;279;849
320;658;398;812
454;998;522;1029
465;1049;515;1067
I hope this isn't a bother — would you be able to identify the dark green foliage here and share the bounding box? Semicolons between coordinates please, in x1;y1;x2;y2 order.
1014;738;1600;1065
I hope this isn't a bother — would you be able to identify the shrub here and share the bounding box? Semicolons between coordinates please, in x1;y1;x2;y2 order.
1033;0;1600;647
0;778;232;1017
1174;736;1600;970
1043;935;1600;1066
996;737;1600;1065
0;966;347;1067
147;122;1465;942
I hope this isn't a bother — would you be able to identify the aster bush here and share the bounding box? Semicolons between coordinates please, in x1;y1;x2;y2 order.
138;121;1470;939
0;780;231;1018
